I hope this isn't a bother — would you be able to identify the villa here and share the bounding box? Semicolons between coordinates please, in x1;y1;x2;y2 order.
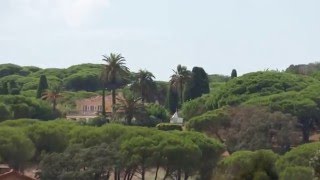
66;94;120;121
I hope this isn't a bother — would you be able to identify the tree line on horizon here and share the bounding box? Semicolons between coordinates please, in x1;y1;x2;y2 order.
0;53;216;124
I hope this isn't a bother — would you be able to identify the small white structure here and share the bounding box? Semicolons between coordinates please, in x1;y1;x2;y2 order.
170;111;183;124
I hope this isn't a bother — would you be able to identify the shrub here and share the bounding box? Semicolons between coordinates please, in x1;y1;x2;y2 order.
146;103;169;122
216;150;279;180
279;166;314;180
276;142;320;174
0;126;35;170
156;123;182;131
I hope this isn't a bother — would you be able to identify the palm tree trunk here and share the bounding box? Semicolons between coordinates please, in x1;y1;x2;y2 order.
154;165;160;180
163;168;169;180
184;172;189;180
141;86;145;104
177;169;181;180
180;81;183;105
141;165;145;180
102;88;106;117
112;89;116;115
53;99;56;111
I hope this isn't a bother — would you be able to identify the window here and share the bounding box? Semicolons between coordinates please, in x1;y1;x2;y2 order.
90;106;94;111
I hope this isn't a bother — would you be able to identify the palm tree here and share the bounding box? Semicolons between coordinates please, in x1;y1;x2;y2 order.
101;53;130;115
170;64;191;105
115;90;144;125
131;70;156;104
41;85;62;111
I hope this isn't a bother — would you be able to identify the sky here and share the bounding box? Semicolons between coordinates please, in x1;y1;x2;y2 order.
1;0;320;80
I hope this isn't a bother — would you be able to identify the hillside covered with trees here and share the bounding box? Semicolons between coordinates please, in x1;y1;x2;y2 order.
1;59;320;179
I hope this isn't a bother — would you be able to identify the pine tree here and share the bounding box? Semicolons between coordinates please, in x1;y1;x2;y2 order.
36;75;49;98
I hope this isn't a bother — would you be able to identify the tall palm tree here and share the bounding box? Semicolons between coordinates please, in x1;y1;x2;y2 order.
170;64;191;105
131;70;156;104
41;85;62;111
101;53;130;115
115;90;144;125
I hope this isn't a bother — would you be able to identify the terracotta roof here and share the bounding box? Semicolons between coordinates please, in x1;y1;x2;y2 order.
0;169;35;180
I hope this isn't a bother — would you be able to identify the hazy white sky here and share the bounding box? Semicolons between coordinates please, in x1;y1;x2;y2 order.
1;0;320;80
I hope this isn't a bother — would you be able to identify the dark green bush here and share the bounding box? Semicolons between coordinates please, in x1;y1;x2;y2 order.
279;166;314;180
0;64;22;78
156;123;182;131
146;103;169;122
63;72;100;91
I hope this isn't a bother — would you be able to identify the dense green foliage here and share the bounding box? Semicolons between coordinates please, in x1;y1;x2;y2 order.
0;64;24;78
184;70;320;146
0;119;224;179
279;166;314;180
156;123;183;131
63;71;101;91
215;150;279;180
145;103;169;122
0;63;170;122
208;71;315;109
0;63;103;93
0;126;35;170
0;95;55;120
4;61;320;179
214;142;320;180
276;142;320;174
187;106;298;153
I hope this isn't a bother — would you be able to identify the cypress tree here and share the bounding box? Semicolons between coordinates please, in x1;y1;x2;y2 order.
231;69;237;78
184;67;209;100
36;75;49;98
